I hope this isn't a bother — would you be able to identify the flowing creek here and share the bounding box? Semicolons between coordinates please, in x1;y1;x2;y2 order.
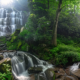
3;51;54;80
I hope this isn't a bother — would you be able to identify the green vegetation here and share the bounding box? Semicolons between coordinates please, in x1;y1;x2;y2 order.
29;36;80;66
3;0;80;67
50;43;80;65
0;64;13;80
6;35;29;52
1;0;80;80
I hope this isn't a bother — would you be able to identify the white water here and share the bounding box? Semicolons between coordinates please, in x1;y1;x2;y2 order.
0;8;24;36
3;51;54;80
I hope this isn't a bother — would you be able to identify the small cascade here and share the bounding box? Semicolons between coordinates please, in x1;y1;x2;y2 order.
0;8;24;36
27;55;34;67
3;51;54;80
11;56;25;75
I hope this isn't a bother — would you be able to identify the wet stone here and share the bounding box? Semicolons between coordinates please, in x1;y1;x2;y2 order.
64;76;75;80
28;66;42;73
65;68;71;76
55;73;65;78
71;69;80;78
45;68;55;80
59;68;65;74
53;67;59;73
43;62;47;65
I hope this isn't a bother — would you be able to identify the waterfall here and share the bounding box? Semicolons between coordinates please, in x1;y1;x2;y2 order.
3;51;54;80
0;8;24;36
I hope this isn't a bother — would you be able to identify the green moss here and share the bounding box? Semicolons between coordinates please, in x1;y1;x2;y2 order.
17;40;22;50
21;43;29;51
11;36;17;42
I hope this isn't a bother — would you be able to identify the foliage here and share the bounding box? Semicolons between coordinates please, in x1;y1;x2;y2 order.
21;43;29;51
5;0;80;67
49;43;80;65
11;36;17;42
0;72;12;80
20;14;51;43
55;51;80;65
6;35;29;51
0;64;12;80
58;11;80;37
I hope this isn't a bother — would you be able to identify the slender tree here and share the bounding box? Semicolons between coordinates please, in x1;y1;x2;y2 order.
52;0;80;46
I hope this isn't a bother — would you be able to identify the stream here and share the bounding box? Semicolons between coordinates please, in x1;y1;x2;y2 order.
3;51;54;80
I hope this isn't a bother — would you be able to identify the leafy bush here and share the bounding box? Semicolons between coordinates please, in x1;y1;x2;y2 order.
57;35;74;45
6;34;30;51
55;51;80;65
49;44;80;65
20;43;29;51
50;44;79;54
58;44;78;52
0;64;12;80
0;72;12;80
20;14;51;43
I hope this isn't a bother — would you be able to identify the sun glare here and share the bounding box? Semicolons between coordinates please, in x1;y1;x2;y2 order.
1;0;13;5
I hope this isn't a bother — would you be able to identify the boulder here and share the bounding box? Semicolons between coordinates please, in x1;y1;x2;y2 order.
71;69;80;78
64;76;76;80
59;68;65;74
38;75;46;80
29;74;35;80
28;66;42;73
45;68;55;80
55;73;65;78
55;76;65;80
65;68;71;76
53;67;59;73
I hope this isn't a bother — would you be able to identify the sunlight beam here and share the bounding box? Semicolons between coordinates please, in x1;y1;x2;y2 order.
1;0;13;5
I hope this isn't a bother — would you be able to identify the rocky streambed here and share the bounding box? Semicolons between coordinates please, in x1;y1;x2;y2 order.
0;50;80;80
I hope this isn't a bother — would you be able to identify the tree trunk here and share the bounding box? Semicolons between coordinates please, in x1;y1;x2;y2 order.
47;0;49;9
52;0;62;46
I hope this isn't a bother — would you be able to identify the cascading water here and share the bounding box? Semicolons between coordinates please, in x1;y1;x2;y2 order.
0;8;24;36
3;51;54;80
